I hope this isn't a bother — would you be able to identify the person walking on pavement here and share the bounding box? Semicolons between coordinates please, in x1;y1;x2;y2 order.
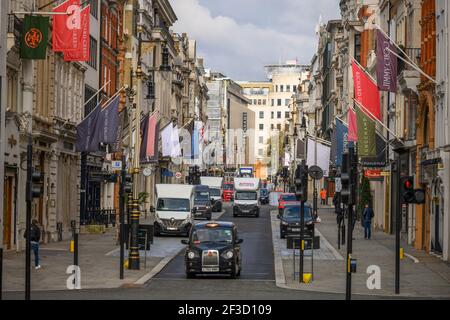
363;204;374;239
24;219;41;269
320;188;327;205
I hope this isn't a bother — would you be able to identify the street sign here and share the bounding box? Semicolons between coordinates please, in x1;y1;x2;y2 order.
143;167;152;177
112;160;122;169
308;165;323;180
175;172;182;179
335;177;342;192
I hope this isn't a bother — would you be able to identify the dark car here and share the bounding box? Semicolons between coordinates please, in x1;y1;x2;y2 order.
209;187;223;212
277;203;316;239
259;188;269;205
181;221;243;279
193;185;212;220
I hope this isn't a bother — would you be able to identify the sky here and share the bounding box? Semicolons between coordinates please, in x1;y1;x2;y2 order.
170;0;341;81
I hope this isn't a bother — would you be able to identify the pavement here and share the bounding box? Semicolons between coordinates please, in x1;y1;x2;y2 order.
2;209;226;293
271;205;450;298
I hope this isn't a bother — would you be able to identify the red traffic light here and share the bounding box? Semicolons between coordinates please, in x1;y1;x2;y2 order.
404;179;413;189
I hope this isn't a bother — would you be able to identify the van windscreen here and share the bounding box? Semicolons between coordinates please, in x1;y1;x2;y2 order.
157;198;190;212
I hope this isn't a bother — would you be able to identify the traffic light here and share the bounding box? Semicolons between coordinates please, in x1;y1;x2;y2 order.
124;174;133;194
400;176;426;204
294;164;308;201
31;169;43;198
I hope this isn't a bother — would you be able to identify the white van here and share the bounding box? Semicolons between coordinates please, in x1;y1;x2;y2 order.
233;177;260;217
153;184;194;236
200;176;223;212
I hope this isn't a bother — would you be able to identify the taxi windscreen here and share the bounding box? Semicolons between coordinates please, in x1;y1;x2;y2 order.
192;227;233;244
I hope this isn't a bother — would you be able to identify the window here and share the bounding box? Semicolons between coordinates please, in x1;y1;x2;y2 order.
280;85;284;92
259;136;264;144
84;85;97;117
271;99;274;106
271;124;274;130
259;111;264;119
287;85;290;92
277;124;281;130
285;111;290;119
90;0;98;19
285;99;290;107
275;85;278;92
355;34;361;64
88;36;97;69
293;85;297;92
263;99;266;105
285;124;290;131
277;99;282;106
253;99;257;105
258;149;264;156
258;99;261;105
277;111;281;119
271;111;274;119
259;124;264;130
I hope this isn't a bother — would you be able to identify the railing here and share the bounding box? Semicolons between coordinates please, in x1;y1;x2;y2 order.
398;48;421;75
82;208;117;226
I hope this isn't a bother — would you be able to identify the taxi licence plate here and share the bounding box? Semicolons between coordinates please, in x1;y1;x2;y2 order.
202;267;219;272
291;228;301;232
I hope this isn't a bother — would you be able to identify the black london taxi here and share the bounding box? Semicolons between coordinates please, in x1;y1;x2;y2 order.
181;221;243;279
277;202;316;239
193;185;213;220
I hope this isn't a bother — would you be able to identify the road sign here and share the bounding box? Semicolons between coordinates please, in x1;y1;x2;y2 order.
335;177;342;192
175;172;182;179
308;165;323;180
143;167;152;177
112;160;122;169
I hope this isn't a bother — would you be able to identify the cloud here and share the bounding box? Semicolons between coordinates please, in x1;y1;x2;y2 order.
170;0;340;80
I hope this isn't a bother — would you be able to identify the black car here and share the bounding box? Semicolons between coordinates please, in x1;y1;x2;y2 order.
208;187;223;212
193;185;213;220
277;203;315;239
259;188;269;205
181;221;243;279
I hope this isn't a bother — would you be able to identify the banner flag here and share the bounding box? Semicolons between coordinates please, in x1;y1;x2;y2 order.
140;113;149;162
75;103;102;152
98;95;120;145
52;0;82;52
63;5;90;62
192;121;202;159
348;108;358;142
306;138;331;177
161;122;173;157
376;29;397;92
20;15;49;60
111;110;125;152
356;106;376;157
171;125;181;158
352;62;381;120
335;118;348;166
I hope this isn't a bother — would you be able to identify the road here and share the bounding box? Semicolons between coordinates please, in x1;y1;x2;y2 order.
2;204;397;300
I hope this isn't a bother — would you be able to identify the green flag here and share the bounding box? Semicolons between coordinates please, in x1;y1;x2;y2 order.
356;106;376;157
20;15;49;60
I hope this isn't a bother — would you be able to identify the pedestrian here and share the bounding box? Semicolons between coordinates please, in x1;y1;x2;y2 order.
24;219;41;269
363;204;374;239
320;188;327;205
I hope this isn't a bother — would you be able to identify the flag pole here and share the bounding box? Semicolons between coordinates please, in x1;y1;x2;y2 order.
386;48;437;84
84;80;111;107
334;116;389;143
352;99;404;145
101;86;125;109
179;117;195;130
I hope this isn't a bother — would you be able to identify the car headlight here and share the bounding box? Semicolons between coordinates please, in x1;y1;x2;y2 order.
187;251;196;259
222;250;233;259
182;216;192;225
155;214;163;224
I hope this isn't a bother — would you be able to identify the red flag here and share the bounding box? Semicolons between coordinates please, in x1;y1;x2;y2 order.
352;62;381;120
348;108;358;142
52;0;82;52
63;5;90;62
146;113;158;158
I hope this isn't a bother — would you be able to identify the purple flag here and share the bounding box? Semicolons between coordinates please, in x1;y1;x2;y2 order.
376;29;397;92
76;103;102;152
98;95;120;144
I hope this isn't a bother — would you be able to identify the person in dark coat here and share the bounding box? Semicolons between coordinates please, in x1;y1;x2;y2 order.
363;204;374;239
24;219;41;269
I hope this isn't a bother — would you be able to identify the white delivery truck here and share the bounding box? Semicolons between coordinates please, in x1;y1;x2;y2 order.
233;177;260;217
152;184;194;236
200;176;223;212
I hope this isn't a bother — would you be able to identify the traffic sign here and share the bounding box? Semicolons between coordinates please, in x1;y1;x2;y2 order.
308;165;323;180
112;160;122;169
335;178;342;192
175;172;182;179
143;167;152;177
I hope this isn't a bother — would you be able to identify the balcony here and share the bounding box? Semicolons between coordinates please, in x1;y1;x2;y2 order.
7;14;22;51
398;48;421;95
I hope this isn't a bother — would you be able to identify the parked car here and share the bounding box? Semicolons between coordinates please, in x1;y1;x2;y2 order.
278;193;298;214
277;203;316;239
181;221;243;279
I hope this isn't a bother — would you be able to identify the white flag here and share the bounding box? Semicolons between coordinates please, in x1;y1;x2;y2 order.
161;123;173;157
171;124;181;158
306;138;331;177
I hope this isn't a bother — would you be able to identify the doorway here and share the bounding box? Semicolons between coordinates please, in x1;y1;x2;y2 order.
3;176;13;249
